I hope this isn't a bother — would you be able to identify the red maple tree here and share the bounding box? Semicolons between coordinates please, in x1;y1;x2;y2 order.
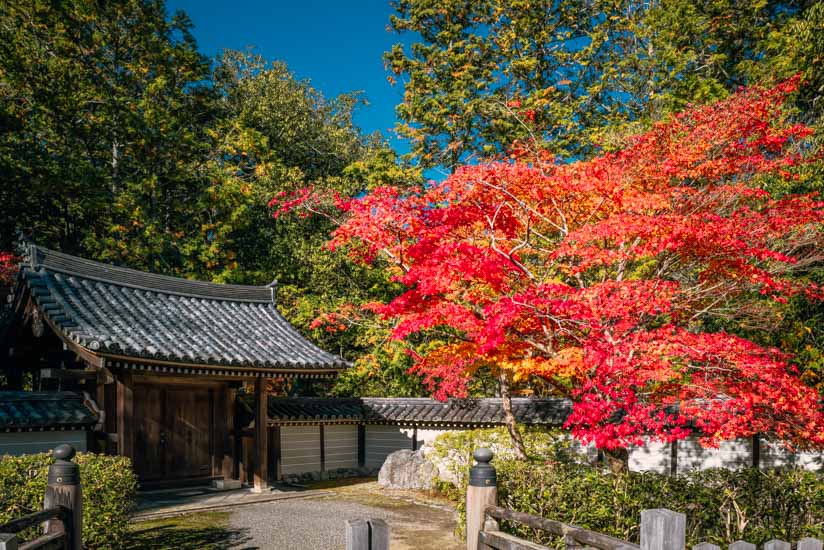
274;79;824;461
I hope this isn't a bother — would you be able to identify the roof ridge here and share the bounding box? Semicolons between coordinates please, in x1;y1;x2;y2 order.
25;244;274;303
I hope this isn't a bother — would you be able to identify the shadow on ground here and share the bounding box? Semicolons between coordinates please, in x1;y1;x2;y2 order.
125;511;254;550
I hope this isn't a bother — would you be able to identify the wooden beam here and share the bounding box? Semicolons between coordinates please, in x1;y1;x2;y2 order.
752;434;761;469
252;377;268;493
100;353;341;377
478;531;548;550
116;372;134;458
222;386;235;480
357;425;365;468
319;424;325;473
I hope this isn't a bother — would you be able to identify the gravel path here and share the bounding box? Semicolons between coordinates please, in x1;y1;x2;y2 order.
228;486;462;550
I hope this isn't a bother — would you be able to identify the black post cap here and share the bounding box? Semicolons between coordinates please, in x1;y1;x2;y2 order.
53;444;76;461
469;447;497;487
48;444;79;485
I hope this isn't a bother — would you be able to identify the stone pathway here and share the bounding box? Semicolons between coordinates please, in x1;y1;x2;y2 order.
228;483;461;550
131;480;462;549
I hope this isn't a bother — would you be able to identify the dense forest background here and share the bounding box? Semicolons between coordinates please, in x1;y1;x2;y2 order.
1;0;822;397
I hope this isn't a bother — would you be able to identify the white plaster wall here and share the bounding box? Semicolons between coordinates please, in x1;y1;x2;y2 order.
677;436;752;474
280;425;321;475
365;425;413;468
760;439;823;471
628;439;671;474
324;425;358;470
0;431;87;456
414;428;453;446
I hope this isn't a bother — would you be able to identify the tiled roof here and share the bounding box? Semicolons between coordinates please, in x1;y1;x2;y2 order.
16;244;348;371
361;397;571;425
252;396;572;426
0;391;97;431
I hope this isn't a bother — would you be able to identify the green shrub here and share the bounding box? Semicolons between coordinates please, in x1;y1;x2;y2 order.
432;428;824;548
0;451;138;549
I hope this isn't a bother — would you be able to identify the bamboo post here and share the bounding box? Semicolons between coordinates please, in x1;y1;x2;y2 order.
466;448;497;550
43;444;81;550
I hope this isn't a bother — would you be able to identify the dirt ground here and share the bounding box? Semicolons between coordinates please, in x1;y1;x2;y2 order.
128;479;462;550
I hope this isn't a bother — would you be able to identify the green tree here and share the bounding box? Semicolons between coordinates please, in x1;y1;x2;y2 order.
0;0;214;268
385;0;814;169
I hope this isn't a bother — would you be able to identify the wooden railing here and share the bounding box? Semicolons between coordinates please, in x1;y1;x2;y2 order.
0;445;82;550
466;448;824;550
481;504;639;550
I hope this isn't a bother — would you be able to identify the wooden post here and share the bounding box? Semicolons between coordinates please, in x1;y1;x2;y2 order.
357;425;365;468
466;448;497;550
764;540;791;550
252;377;268;493
346;519;369;550
116;372;133;458
222;386;235;480
798;538;824;550
752;434;761;469
730;542;756;550
669;439;678;476
370;519;390;550
43;444;82;550
640;509;685;550
345;518;389;550
320;424;326;475
693;544;720;550
0;534;18;550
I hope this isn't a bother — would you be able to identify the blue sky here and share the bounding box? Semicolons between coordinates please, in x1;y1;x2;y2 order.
167;0;411;155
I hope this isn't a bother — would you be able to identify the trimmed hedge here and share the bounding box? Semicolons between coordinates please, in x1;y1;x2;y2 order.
432;428;824;548
0;451;138;549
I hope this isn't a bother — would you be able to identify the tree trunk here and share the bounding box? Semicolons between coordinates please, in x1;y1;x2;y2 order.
499;372;527;460
603;447;629;474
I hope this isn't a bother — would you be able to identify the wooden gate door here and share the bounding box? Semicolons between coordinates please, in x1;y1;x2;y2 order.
166;387;214;479
133;384;165;481
133;384;214;482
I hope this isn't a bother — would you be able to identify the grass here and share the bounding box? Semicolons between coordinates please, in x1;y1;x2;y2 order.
125;511;251;550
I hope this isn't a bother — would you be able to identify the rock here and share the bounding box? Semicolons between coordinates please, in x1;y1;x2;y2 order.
378;448;438;490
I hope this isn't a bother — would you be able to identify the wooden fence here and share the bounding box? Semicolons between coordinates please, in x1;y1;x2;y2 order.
466;448;823;550
0;445;82;550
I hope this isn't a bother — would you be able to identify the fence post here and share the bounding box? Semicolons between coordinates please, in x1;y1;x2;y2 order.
730;542;756;550
0;534;18;550
345;518;390;550
369;519;390;550
466;448;497;550
346;519;369;550
764;541;791;550
640;509;685;550
43;444;81;550
798;538;824;550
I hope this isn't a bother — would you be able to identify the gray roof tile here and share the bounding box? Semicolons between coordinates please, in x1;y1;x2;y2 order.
248;396;572;426
18;245;349;371
0;392;97;430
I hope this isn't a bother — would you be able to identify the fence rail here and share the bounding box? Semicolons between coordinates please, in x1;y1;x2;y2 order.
466;448;823;550
0;445;82;550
